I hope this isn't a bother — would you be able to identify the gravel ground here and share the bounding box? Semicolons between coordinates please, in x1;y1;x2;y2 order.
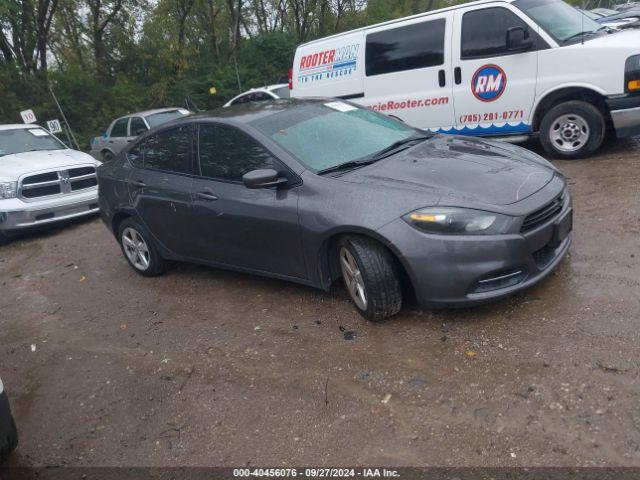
1;138;639;467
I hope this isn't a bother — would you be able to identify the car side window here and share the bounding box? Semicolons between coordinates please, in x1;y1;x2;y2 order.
130;117;148;136
366;18;446;76
143;126;193;175
197;124;278;182
111;118;129;138
461;7;534;59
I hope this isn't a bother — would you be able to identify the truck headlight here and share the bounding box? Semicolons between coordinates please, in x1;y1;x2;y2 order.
0;182;17;199
403;207;514;235
625;55;640;92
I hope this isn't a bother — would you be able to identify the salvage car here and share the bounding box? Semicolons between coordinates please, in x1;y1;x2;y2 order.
223;84;291;108
0;124;100;245
90;108;191;162
0;376;17;463
98;99;572;321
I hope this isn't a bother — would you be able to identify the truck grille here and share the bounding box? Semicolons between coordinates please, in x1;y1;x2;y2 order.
20;166;97;200
521;192;565;233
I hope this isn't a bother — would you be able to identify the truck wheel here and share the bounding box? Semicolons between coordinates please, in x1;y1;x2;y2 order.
338;236;402;321
539;101;605;159
118;219;164;277
101;150;115;162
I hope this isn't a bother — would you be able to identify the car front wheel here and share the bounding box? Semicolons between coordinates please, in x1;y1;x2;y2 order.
118;219;164;277
338;236;402;321
539;101;605;159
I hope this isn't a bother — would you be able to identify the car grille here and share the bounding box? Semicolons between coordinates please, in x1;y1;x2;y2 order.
20;166;97;200
521;192;565;233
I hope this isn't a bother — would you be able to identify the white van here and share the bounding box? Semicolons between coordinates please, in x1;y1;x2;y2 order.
290;0;640;159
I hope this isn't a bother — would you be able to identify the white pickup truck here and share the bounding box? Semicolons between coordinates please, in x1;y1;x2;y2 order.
0;124;101;245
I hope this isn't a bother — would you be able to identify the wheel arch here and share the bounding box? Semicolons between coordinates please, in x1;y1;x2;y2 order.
111;211;132;237
532;86;612;132
317;227;417;301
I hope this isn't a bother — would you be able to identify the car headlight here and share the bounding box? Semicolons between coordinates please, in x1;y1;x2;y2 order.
0;182;17;199
625;54;640;92
403;207;514;235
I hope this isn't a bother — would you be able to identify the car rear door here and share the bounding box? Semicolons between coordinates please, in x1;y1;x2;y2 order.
189;123;307;280
362;12;455;130
128;125;195;256
108;117;131;154
450;3;542;135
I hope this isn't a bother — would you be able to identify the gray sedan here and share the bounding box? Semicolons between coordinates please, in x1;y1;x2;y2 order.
97;99;572;321
90;108;190;162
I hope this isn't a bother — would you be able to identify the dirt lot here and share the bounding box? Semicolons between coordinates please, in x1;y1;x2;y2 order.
1;138;639;468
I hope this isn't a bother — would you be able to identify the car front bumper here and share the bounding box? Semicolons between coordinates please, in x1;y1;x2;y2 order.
378;191;573;308
607;93;640;138
0;390;17;462
0;189;99;234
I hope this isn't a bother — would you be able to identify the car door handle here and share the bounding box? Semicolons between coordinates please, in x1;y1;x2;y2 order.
454;67;462;85
133;180;146;187
196;191;218;201
438;69;446;87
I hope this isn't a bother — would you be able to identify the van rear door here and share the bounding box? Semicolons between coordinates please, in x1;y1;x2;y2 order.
362;12;455;130
450;3;542;136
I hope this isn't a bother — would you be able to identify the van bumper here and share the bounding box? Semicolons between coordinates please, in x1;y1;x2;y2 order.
607;94;640;138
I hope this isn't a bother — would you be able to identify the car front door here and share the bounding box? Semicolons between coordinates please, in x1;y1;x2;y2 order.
190;123;307;280
128;125;195;256
451;4;543;135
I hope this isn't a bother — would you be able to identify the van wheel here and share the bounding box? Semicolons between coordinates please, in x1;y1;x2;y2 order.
338;236;402;321
0;232;9;246
539;101;605;159
118;219;164;277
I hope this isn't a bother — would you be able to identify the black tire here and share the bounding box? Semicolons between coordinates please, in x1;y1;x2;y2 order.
101;149;115;162
0;231;9;246
539;100;605;159
338;236;402;321
118;218;165;277
0;419;18;463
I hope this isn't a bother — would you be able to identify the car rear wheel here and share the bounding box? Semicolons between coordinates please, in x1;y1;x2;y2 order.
338;236;402;321
118;219;164;276
101;149;115;162
539;101;605;159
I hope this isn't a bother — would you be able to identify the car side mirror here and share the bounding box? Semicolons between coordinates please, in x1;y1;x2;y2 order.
242;169;288;189
506;26;533;52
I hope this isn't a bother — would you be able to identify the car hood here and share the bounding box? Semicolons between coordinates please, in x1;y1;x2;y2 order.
341;135;556;206
0;149;98;181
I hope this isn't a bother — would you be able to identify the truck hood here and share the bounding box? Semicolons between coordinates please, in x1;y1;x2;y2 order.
0;149;98;181
341;135;556;206
575;27;640;49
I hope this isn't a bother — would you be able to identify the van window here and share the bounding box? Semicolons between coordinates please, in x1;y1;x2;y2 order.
366;19;446;77
461;7;531;59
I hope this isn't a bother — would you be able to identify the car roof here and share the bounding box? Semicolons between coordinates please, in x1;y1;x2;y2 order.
299;0;515;48
177;98;331;126
0;124;47;131
114;107;186;121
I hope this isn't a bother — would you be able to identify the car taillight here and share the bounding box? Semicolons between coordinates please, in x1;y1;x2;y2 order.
288;68;293;90
625;55;640;93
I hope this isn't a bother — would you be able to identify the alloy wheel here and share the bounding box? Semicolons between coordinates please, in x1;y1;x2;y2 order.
122;227;151;271
339;246;368;310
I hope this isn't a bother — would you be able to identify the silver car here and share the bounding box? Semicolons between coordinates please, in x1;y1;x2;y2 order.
90;108;191;162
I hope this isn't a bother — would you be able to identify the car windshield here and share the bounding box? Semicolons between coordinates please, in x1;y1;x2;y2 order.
250;102;419;172
0;128;66;157
516;0;603;42
271;86;291;99
145;110;189;128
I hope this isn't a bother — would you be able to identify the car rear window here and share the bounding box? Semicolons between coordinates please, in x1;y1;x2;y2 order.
145;110;190;128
